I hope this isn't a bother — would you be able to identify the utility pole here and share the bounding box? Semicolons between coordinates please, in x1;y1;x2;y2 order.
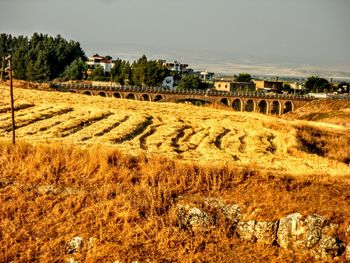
0;56;5;83
5;55;15;144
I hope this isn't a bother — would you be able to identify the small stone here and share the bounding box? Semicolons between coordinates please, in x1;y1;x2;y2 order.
66;236;84;254
345;242;350;261
0;178;13;188
37;185;60;195
346;225;350;237
67;258;79;263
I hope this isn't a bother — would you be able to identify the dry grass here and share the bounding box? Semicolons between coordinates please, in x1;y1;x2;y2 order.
0;85;349;176
1;141;349;262
284;99;350;128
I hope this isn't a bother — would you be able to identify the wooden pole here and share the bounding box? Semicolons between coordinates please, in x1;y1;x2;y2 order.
7;56;15;144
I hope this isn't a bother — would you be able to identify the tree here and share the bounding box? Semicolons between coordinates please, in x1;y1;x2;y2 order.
132;54;148;86
62;57;87;80
178;74;206;90
90;65;106;81
0;33;86;82
234;73;252;82
305;76;330;93
281;83;292;93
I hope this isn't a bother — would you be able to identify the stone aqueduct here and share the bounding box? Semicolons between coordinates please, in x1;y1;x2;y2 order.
54;83;315;115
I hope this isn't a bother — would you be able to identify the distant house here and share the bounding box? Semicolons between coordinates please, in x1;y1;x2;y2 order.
290;82;304;91
163;61;189;73
215;80;256;92
200;71;215;81
86;55;114;75
253;80;283;92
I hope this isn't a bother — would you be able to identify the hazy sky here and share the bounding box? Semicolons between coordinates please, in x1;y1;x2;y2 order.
1;0;349;76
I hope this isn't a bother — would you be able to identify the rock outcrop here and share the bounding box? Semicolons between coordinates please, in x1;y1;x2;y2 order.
176;199;346;260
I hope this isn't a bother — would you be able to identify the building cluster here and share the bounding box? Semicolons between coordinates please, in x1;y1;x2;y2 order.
85;55;307;94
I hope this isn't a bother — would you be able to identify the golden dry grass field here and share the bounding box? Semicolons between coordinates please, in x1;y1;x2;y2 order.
0;85;349;176
1;84;350;262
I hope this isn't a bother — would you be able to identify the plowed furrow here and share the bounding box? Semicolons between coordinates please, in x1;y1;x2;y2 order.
112;116;153;144
0;107;73;132
139;123;163;150
238;133;247;153
59;112;113;138
80;115;130;141
266;133;277;153
0;103;34;113
0;106;53;122
171;125;192;153
214;128;230;150
19;110;81;136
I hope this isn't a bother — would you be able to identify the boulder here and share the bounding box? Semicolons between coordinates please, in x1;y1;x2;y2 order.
237;220;256;241
177;205;211;229
187;208;211;228
277;213;327;250
66;236;84;254
237;220;278;244
222;204;241;226
255;221;278;245
315;235;344;259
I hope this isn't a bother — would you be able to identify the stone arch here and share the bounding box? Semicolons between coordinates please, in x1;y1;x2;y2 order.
113;92;122;99
245;99;255;112
257;100;268;114
284;101;294;114
154;95;164;102
83;91;93;96
141;94;150;101
232;98;243;111
220;98;229;106
271;101;281;115
126;93;136;100
98;91;107;97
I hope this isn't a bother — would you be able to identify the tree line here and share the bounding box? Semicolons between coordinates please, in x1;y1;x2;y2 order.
93;54;170;87
0;33;86;82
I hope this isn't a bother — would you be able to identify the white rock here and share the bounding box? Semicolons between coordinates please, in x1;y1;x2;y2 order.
66;236;84;254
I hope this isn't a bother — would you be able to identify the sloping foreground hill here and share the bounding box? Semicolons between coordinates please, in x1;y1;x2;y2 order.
284;99;350;128
0;85;349;176
0;141;349;262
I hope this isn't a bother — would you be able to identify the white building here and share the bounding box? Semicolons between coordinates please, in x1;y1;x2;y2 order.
162;76;176;89
87;55;113;74
200;71;215;81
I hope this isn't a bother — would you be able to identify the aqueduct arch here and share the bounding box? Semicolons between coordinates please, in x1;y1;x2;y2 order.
271;101;281;115
83;91;93;96
232;99;243;111
220;98;229;106
284;101;294;113
141;94;151;101
98;91;107;97
113;92;122;98
154;95;164;102
257;100;268;114
126;93;136;100
245;99;255;112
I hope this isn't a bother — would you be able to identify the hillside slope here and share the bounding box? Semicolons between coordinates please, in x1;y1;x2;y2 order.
0;85;349;176
284;99;350;128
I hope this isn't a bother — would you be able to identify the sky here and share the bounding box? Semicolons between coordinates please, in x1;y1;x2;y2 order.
0;0;350;77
